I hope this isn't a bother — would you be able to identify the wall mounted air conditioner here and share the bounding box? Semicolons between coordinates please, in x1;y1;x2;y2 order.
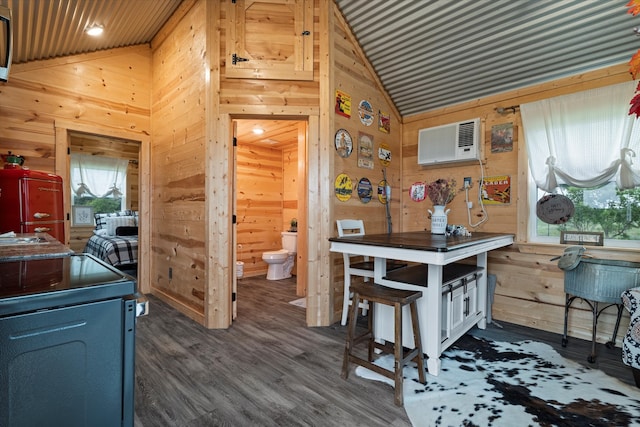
0;5;12;82
417;118;480;165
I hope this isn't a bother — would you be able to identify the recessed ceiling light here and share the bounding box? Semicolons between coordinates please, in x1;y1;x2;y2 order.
252;127;264;135
85;25;104;36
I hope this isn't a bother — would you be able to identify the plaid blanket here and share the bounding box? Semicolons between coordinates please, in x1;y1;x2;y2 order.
83;234;138;267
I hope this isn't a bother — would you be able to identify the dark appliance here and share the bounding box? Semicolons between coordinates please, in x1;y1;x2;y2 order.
0;5;11;82
0;254;140;427
0;169;65;242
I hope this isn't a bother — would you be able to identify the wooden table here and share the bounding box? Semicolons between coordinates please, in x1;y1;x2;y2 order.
329;231;514;375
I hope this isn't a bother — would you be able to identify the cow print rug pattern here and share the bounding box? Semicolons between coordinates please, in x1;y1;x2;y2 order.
355;336;640;427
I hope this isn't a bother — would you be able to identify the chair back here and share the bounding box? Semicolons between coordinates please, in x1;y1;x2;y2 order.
336;219;365;238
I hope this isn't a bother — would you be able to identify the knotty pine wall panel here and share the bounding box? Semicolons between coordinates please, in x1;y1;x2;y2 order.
282;142;299;233
236;143;285;277
329;11;405;323
403;64;636;343
0;46;151;175
151;0;208;319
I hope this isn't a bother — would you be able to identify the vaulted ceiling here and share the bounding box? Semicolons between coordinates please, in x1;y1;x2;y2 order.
2;0;638;119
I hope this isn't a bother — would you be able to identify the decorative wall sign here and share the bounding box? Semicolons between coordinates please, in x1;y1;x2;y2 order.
536;194;575;224
72;205;94;226
560;231;604;246
481;175;511;205
334;173;352;202
410;182;426;202
334;129;353;158
378;110;390;133
357;177;373;203
335;90;351;118
357;131;374;169
358;99;374;126
377;180;388;204
378;142;391;166
491;123;514;153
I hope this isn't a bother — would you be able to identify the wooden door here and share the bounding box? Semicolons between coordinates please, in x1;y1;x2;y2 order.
226;0;313;81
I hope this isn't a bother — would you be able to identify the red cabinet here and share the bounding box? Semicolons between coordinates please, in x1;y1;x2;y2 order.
0;169;65;242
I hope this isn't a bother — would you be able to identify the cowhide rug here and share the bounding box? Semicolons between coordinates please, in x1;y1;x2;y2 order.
355;336;640;427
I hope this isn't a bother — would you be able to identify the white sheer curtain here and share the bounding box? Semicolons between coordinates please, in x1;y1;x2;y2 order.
70;153;128;202
521;81;640;192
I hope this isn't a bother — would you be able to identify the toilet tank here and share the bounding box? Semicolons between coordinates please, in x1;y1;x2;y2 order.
281;231;297;253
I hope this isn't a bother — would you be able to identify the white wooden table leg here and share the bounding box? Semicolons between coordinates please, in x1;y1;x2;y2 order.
426;263;443;375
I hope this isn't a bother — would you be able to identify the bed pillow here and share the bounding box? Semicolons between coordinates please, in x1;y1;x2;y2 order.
116;226;138;236
105;216;136;236
94;210;133;230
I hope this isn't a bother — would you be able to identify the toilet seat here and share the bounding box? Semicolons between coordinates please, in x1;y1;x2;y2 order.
262;249;289;260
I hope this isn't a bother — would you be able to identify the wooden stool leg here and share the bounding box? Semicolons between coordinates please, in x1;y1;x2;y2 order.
393;301;403;406
367;301;375;362
409;301;426;384
342;289;360;379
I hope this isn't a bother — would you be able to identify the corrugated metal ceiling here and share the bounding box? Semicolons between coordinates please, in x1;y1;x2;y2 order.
2;1;638;118
0;0;181;64
335;0;640;116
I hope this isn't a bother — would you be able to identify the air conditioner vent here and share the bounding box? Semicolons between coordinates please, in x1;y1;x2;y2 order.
458;121;476;148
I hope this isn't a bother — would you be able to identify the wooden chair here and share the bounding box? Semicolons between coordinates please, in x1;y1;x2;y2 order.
342;282;426;406
336;219;406;326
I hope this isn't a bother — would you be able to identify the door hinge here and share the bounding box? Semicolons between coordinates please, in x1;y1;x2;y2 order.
232;54;249;65
67;147;71;155
233;136;237;147
232;292;237;302
232;214;237;224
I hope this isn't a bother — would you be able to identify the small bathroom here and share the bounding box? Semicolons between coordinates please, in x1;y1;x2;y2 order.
234;119;304;286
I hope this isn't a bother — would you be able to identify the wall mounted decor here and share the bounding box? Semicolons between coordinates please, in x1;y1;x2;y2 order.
378;142;391;167
358;99;374;126
481;175;511;205
334;173;353;202
334;129;353;158
357;177;373;203
357;131;374;169
410;182;426;202
378;110;390;133
335;89;351;118
377;179;388;204
491;122;514;153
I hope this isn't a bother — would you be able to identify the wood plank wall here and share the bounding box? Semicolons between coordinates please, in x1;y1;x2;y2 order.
150;0;208;323
236;141;294;278
329;7;404;323
0;46;151;248
401;64;638;343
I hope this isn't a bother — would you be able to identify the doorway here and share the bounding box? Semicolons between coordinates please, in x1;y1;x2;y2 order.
233;117;308;313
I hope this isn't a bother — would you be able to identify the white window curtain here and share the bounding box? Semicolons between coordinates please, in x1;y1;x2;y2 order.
521;81;640;192
70;153;128;201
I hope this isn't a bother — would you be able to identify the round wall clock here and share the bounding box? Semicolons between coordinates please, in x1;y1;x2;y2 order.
334;129;353;158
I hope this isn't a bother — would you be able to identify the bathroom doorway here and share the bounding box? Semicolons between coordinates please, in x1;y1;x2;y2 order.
233;117;308;308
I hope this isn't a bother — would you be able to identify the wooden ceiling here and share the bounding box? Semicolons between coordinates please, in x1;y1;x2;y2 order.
235;120;303;149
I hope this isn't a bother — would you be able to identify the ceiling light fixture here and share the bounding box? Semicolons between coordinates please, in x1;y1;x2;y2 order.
252;127;264;135
85;25;104;36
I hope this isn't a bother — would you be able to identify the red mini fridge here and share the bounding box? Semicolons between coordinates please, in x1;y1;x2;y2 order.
0;169;65;242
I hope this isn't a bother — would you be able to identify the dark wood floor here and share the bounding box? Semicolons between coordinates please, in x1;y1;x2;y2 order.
134;275;636;426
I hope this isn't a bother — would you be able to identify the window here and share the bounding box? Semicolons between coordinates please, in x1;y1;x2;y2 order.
522;81;640;247
70;154;128;215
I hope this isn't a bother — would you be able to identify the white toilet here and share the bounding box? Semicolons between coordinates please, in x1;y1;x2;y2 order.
262;231;297;280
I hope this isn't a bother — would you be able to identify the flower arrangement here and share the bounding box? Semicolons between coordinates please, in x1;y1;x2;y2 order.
426;178;457;205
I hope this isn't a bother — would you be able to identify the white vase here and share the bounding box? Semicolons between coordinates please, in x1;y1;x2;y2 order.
428;205;449;234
